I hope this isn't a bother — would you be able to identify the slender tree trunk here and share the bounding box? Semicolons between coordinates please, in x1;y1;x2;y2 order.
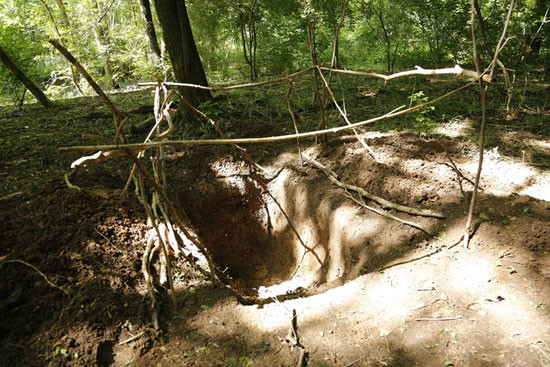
54;0;69;26
153;0;211;111
331;0;350;69
139;0;162;59
238;0;258;81
93;27;116;89
40;0;84;95
377;0;392;72
0;45;52;108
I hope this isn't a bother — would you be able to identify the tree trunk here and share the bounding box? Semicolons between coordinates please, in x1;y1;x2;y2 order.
238;0;258;81
527;0;546;62
93;27;116;89
0;45;52;108
377;0;392;73
139;0;162;59
153;0;211;110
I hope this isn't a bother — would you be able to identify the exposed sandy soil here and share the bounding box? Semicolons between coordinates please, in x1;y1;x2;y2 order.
1;86;549;367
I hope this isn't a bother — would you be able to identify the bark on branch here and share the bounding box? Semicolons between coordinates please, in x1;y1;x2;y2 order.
48;39;123;130
304;156;444;219
59;76;480;154
321;65;491;83
0;46;52;108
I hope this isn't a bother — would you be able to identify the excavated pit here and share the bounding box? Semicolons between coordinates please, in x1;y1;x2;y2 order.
173;149;433;298
177;174;299;291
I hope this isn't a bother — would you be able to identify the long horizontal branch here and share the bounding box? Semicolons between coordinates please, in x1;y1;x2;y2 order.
138;67;315;91
58;77;479;153
321;65;491;83
138;64;488;92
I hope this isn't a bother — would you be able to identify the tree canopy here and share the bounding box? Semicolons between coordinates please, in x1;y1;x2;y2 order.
0;0;548;106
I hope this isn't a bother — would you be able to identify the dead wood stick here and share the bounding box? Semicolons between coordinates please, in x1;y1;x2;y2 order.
378;220;485;272
286;79;303;163
59;74;481;153
3;259;68;295
288;309;308;367
0;191;24;201
414;298;441;310
415;316;462;321
321;64;491;83
142;237;159;329
48;39;123;132
443;152;483;195
316;66;378;161
118;331;145;346
345;190;430;234
304;156;444;219
172;89;265;172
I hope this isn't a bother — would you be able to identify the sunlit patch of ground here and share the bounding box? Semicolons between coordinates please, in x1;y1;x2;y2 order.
148;129;550;367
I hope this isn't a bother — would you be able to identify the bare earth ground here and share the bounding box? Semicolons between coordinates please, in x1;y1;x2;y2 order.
0;87;549;367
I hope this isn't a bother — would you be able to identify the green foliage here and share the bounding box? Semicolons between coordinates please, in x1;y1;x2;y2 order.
1;0;549;106
0;0;50;107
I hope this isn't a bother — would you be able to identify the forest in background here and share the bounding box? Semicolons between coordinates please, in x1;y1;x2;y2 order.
1;0;548;108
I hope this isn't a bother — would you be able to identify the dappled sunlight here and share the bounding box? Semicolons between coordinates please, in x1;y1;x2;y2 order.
447;252;495;291
179;219;550;365
462;149;550;201
436;118;474;138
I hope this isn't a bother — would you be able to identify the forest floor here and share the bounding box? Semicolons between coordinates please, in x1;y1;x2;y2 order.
1;75;550;367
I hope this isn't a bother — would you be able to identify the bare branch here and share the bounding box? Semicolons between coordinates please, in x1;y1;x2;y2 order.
59;76;481;154
304;156;444;219
321;65;491;83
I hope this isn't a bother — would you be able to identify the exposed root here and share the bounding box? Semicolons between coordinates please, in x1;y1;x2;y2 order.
142;237;160;330
1;258;68;295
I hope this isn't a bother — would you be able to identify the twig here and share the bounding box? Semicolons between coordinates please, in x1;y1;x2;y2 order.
316;66;378;161
345;190;431;233
3;259;68;295
59;76;482;154
304;156;444;219
94;227;123;253
345;354;368;367
286;79;303;163
0;191;24;201
414;298;441;310
142;237;159;330
379;220;485;272
64;171;81;191
415;316;462;321
443;152;480;195
118;331;145;346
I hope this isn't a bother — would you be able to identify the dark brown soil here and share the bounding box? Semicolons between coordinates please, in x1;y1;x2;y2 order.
1;86;549;367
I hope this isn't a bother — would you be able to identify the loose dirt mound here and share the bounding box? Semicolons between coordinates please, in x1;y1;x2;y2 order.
0;170;161;366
